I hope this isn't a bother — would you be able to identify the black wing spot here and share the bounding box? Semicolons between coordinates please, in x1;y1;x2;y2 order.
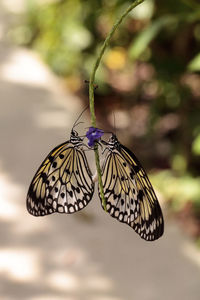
121;199;124;206
52;176;56;181
76;170;79;175
61;192;65;198
59;154;64;159
49;156;54;163
66;169;70;175
54;187;58;193
113;174;116;179
76;187;80;193
123;162;127;167
121;176;125;181
133;165;140;173
41;173;47;181
138;190;144;201
69;191;73;197
130;172;134;179
52;162;57;168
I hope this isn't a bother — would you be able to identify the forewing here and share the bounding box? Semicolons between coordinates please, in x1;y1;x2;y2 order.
27;142;94;216
120;145;164;241
99;149;140;224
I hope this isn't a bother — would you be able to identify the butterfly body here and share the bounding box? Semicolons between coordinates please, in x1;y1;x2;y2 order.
100;133;164;241
27;130;94;216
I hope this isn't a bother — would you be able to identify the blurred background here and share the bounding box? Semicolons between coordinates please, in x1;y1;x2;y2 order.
0;0;200;299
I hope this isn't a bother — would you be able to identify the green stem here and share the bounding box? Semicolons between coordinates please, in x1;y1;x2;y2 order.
89;0;145;212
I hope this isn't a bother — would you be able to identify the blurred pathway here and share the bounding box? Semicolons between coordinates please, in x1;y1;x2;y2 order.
0;2;200;300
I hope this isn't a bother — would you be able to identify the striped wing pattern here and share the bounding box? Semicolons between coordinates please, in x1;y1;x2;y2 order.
100;150;140;224
27;141;94;216
27;126;163;242
99;135;164;241
120;145;164;241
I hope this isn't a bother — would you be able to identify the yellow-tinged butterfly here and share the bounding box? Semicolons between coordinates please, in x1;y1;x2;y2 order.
99;133;164;241
27;121;164;242
26;125;94;216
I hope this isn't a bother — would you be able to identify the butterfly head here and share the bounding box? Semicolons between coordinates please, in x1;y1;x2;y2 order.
70;129;83;144
107;133;120;149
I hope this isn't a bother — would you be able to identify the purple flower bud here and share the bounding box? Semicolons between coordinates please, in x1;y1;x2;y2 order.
86;127;104;147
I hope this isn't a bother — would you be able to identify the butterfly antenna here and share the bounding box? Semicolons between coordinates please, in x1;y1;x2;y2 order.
73;121;84;129
72;105;89;130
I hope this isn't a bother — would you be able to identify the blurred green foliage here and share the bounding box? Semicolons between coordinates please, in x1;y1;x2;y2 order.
13;0;200;238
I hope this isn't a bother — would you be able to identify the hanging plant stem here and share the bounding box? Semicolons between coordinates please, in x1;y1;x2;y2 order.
89;0;146;211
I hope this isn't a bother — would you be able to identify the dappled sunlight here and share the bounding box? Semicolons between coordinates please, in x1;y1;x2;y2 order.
84;275;113;291
0;248;41;282
1;0;26;14
0;2;200;299
14;212;52;236
0;22;4;41
0;49;53;88
91;296;122;300
50;248;86;268
35;110;73;129
29;296;76;300
0;169;22;221
182;241;200;268
0;166;51;235
0;167;120;299
46;271;79;292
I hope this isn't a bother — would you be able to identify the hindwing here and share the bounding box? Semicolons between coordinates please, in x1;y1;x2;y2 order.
120;145;164;241
100;149;140;223
99;135;164;241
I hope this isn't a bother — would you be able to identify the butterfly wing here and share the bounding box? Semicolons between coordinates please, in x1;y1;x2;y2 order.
99;143;164;241
27;141;94;216
99;149;140;224
120;145;164;241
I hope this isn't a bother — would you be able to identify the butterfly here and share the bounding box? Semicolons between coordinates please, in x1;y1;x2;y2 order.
99;133;164;241
27;122;164;241
26;126;94;216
